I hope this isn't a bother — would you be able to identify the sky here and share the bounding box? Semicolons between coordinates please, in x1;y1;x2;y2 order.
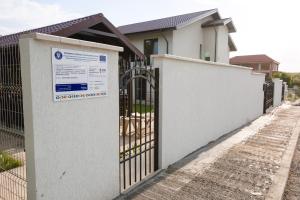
1;0;299;72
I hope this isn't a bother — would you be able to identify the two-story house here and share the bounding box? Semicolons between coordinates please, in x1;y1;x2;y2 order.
118;9;237;64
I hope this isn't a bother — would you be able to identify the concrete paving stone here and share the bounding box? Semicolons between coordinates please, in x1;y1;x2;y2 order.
125;105;300;200
283;120;300;200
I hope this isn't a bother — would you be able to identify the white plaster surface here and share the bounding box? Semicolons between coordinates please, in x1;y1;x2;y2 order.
153;54;265;169
20;34;121;200
273;78;283;107
176;105;281;174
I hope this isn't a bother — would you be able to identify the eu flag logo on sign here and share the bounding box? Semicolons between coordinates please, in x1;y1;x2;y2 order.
99;55;106;62
54;51;63;60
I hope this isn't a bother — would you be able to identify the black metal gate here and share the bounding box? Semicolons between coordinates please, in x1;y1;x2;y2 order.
119;59;159;191
263;81;274;113
281;83;285;101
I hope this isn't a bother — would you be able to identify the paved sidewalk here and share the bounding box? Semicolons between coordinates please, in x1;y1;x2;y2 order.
283;116;300;200
125;105;300;200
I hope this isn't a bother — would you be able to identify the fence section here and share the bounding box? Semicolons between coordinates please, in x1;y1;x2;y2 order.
0;44;26;200
263;81;274;113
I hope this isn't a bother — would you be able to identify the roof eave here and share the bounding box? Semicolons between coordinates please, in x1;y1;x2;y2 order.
202;18;236;33
52;14;144;59
228;35;237;51
122;27;175;36
176;9;219;29
225;19;236;33
100;16;145;59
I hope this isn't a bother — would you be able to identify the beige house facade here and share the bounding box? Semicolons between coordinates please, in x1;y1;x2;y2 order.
118;9;237;64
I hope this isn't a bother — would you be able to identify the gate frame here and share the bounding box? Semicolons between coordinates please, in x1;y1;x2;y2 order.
263;80;274;114
119;61;160;191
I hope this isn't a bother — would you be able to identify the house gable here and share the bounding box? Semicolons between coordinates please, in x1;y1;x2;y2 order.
118;10;236;63
172;15;214;59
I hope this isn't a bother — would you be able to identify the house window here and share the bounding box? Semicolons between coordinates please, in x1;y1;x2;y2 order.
144;39;158;65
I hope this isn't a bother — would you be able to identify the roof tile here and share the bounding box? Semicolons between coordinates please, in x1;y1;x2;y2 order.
0;13;101;46
118;9;217;34
230;55;279;64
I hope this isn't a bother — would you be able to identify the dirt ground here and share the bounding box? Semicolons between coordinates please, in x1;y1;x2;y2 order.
282;128;300;200
125;105;300;200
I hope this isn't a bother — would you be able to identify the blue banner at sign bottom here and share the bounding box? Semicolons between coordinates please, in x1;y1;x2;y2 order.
56;83;88;92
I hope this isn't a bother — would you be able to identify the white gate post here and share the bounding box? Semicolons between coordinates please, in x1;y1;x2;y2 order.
19;33;122;200
273;78;283;107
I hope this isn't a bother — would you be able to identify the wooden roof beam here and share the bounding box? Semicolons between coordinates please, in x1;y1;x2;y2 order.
81;28;118;38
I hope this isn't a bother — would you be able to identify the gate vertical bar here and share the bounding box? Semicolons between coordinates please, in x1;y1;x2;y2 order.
149;65;152;173
154;68;159;171
144;62;147;176
133;60;137;183
121;59;126;190
127;60;132;186
263;83;267;114
281;83;284;101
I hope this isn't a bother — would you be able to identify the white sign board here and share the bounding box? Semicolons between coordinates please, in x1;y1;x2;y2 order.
52;48;108;101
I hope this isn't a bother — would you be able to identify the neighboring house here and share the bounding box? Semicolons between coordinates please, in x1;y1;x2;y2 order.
118;9;237;64
230;54;279;78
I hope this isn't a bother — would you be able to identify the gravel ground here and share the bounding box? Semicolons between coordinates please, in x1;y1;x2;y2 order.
125;105;300;200
282;124;300;200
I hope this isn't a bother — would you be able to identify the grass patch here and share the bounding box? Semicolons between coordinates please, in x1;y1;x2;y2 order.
132;104;153;113
0;152;22;172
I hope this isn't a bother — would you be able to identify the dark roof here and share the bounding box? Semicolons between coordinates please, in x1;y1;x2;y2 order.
228;35;237;51
118;9;219;34
202;18;236;33
230;55;280;65
0;13;144;58
0;14;99;45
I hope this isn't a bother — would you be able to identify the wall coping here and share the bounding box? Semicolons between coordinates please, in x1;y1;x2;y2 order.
20;32;124;52
152;54;265;76
251;72;266;77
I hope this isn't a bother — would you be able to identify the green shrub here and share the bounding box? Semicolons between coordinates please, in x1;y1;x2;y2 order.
0;152;22;172
273;72;300;88
132;104;153;113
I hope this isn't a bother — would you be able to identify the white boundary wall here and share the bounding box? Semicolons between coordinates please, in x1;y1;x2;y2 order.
153;55;265;169
273;78;283;106
283;82;288;99
20;33;122;200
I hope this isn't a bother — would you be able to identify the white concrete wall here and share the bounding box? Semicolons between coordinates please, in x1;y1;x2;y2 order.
20;33;122;200
153;54;265;169
273;78;283;106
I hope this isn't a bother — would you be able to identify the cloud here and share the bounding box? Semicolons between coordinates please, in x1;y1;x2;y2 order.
0;0;81;35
